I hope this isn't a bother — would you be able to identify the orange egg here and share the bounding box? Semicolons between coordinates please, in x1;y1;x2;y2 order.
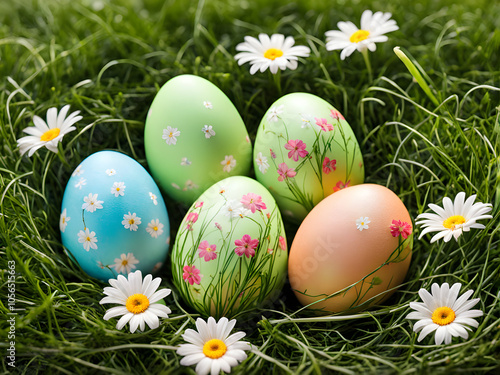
288;184;413;313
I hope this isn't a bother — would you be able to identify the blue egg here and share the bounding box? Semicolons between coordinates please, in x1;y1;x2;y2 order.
60;151;170;281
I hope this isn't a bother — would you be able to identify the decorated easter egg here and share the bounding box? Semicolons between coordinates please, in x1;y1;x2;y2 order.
60;151;170;281
253;93;364;221
144;74;253;206
288;184;412;313
170;176;288;318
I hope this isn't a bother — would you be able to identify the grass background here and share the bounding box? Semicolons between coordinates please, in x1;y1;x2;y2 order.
1;0;499;373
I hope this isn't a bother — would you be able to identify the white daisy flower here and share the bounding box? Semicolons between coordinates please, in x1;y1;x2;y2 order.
221;155;236;173
267;105;284;123
77;228;98;251
149;192;158;205
356;216;370;231
203;101;213;109
202;125;216;139
112;252;140;275
106;169;117;176
100;270;172;333
415;192;493;243
72;165;84;177
17;105;82;157
325;10;399;60
299;113;315;128
406;282;483;345
82;193;104;213
146;219;164;239
181;157;192;166
177;317;251;375
224;200;250;219
111;182;126;197
234;33;311;74
255;152;269;174
122;212;142;231
59;208;70;232
74;178;86;189
162;126;180;145
183;180;198;191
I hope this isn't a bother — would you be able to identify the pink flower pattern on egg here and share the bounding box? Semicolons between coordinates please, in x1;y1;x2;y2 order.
240;193;267;213
284;139;309;162
234;234;259;258
277;163;297;181
183;265;202;285
322;157;337;174
198;240;217;262
315;117;334;131
390;220;412;239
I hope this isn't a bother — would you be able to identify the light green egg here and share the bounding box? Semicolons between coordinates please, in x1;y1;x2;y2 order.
144;75;252;206
171;176;288;318
253;93;364;221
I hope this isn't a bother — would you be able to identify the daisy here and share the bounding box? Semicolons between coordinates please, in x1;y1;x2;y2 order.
111;182;126;197
356;217;370;231
203;101;213;109
77;228;98;251
72;165;84;177
255;152;269;174
162;126;180;145
105;169;117;176
112;252;140;274
406;282;483;345
17;105;82;157
267;105;284;123
59;208;70;232
240;192;267;214
299;113;314;128
149;192;158;205
284;139;308;162
234;33;311;74
82;193;104;213
234;234;259;258
74;178;86;189
325;10;399;60
100;270;171;333
177;317;251;375
277;162;297;182
202;125;216;139
198;240;217;262
181;157;192;166
221;155;236;173
390;219;412;239
183;265;202;285
146;219;164;238
224;200;249;219
415;192;492;243
122;212;142;231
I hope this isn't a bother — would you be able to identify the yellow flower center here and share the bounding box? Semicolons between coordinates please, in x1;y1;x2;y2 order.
86;236;90;241
226;160;231;165
431;306;456;326
349;29;370;43
122;259;128;266
264;48;284;60
125;293;150;314
202;339;227;359
129;219;135;225
443;215;466;230
153;226;158;231
40;128;61;142
169;132;173;137
116;187;120;191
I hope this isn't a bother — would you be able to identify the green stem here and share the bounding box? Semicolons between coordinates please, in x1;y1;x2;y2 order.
361;49;372;82
272;70;282;95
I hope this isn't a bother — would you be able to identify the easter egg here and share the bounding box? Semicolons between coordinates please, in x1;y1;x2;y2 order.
170;176;288;318
60;151;170;281
144;74;253;206
253;92;364;221
288;184;412;313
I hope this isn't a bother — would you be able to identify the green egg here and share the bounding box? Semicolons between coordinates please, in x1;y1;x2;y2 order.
253;93;365;221
170;176;288;318
144;75;252;206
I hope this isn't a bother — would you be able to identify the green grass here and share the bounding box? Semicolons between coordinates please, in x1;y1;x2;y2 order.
1;0;500;373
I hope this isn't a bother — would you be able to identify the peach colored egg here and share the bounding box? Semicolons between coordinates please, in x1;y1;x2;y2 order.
288;184;413;313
